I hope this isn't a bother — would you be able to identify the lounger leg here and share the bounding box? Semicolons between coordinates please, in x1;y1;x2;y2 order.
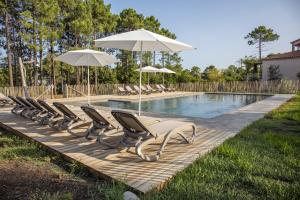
98;128;121;148
48;116;63;128
67;121;91;137
40;114;53;125
177;124;196;144
85;123;95;140
135;136;165;162
135;124;196;161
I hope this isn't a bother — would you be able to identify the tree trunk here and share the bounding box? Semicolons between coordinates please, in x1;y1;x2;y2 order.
50;38;56;95
39;34;43;84
75;35;80;85
18;57;29;97
4;6;14;87
32;13;38;85
258;35;262;61
94;66;98;86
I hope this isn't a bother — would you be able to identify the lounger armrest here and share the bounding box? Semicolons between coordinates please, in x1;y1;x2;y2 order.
67;120;92;137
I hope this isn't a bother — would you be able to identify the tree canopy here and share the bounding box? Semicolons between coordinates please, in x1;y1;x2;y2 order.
0;1;280;87
245;26;280;60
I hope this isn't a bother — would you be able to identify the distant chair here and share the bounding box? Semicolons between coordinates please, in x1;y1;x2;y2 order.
141;85;152;94
125;86;137;95
117;86;127;95
146;85;158;93
133;85;150;95
155;84;164;92
160;84;175;92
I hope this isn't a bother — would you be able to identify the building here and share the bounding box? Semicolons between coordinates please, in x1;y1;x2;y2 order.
262;39;300;80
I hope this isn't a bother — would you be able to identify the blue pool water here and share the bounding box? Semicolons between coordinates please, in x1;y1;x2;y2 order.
93;93;270;118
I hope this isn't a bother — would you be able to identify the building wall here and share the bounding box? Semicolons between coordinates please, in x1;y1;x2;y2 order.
262;58;300;80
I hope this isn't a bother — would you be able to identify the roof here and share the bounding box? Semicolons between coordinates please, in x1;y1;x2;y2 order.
291;38;300;46
262;51;300;61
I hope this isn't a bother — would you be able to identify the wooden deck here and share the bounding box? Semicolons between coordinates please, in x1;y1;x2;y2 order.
0;94;293;193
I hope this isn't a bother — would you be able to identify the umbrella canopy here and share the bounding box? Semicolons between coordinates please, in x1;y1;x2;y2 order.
94;29;194;115
159;68;176;74
135;66;161;85
134;66;160;73
55;49;117;66
54;49;117;104
94;28;194;52
159;68;176;84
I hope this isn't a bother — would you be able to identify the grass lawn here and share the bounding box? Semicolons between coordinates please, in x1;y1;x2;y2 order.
0;95;299;199
146;94;300;200
0;133;125;199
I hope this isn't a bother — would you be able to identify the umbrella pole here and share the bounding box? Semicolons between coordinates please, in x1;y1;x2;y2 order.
148;72;149;85
163;73;164;85
87;66;90;105
138;45;143;116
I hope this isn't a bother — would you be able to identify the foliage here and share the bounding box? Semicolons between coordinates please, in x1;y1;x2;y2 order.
202;65;223;81
0;1;281;87
242;56;260;81
268;65;282;80
223;65;245;81
245;26;280;60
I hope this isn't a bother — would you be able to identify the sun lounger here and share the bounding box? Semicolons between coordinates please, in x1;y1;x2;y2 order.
125;86;137;95
51;102;91;135
133;85;150;95
111;110;196;161
8;96;26;115
146;85;158;93
16;96;40;119
160;84;175;92
37;99;62;125
0;93;13;107
117;86;127;95
155;84;164;92
141;85;151;94
26;98;48;121
81;105;120;141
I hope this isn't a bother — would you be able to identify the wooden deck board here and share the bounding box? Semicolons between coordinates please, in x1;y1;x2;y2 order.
0;94;292;193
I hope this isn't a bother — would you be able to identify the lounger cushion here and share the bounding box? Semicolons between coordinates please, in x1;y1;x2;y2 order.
81;106;119;128
147;120;194;137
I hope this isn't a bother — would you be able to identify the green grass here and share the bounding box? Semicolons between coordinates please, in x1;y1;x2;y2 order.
1;95;299;199
145;95;300;200
0;131;127;199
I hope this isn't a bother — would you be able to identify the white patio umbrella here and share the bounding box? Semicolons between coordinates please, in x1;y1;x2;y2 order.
159;67;176;84
55;49;118;104
134;66;160;85
94;28;194;115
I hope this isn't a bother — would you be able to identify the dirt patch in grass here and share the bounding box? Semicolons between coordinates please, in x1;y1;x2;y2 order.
0;160;98;200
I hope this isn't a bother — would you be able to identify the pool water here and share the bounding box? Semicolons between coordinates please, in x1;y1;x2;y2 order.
93;93;270;118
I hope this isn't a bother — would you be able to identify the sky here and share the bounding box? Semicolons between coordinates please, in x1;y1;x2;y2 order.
104;0;300;70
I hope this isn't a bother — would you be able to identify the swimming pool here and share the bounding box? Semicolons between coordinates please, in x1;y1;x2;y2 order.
93;93;270;118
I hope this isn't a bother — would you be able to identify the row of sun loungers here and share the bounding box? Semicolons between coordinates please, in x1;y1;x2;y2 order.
7;95;196;161
118;84;175;95
0;92;14;107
